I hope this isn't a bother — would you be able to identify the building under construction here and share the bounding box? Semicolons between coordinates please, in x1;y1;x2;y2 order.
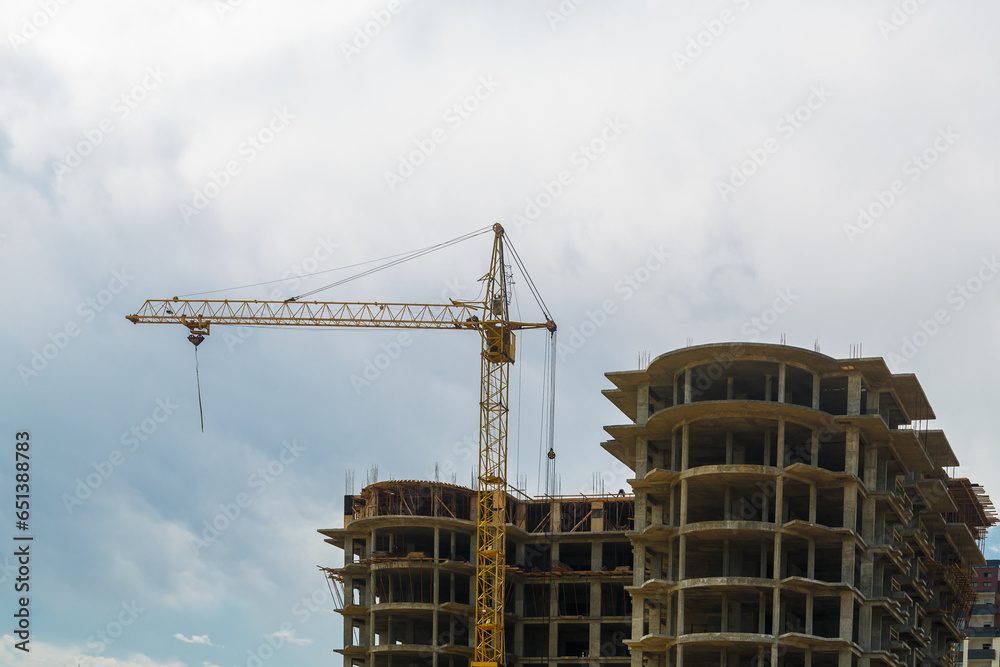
321;481;636;666
321;343;995;666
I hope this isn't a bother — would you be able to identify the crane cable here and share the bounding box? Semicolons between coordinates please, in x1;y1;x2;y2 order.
188;334;206;432
505;237;553;322
177;226;493;300
290;227;493;301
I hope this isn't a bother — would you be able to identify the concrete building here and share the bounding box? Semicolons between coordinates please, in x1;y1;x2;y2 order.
320;342;995;666
320;480;636;667
961;560;1000;666
601;343;994;667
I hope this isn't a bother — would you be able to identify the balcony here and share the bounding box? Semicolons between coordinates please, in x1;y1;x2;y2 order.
967;649;997;660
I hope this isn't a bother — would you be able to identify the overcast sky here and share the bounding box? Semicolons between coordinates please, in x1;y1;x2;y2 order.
2;1;1000;665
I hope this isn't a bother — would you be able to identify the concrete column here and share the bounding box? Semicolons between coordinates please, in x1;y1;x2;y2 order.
771;584;781;647
866;389;880;415
807;539;815;580
722;539;730;576
863;444;878;489
808;484;817;524
758;592;766;633
590;580;600;619
812;374;821;410
847;372;862;415
635;491;647;531
433;560;440;653
805;592;814;635
772;533;782;580
810;429;819;467
839;592;854;642
684;369;692;404
862;497;875;544
721;593;729;631
633;544;646;587
636;437;649;478
591;542;602;571
552;501;562;534
676;589;685;636
651;501;663;527
857;600;872;651
589;621;600;660
843;485;858;533
679;480;688;526
678;535;687;580
778;363;787;403
841;540;854;586
777;419;786;468
845;427;860;477
774;476;784;525
726;431;733;464
669;484;676;526
727;376;734;399
651;549;663;579
765;374;773;402
548;615;558;657
764;428;771;468
681;425;690;471
638;384;650;425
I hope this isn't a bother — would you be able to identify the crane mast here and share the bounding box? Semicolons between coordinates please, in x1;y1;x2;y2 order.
126;224;554;667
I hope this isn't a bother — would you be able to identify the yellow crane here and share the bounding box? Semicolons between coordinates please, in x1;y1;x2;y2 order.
126;223;555;667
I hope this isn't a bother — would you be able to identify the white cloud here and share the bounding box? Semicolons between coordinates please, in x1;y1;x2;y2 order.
0;635;185;667
174;633;213;646
273;629;312;646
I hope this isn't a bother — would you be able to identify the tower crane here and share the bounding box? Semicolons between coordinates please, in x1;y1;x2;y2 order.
126;223;556;667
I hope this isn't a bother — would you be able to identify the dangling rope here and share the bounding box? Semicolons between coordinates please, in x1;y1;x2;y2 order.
189;334;205;432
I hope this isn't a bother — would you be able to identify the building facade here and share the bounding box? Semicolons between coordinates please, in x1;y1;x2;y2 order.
601;343;993;667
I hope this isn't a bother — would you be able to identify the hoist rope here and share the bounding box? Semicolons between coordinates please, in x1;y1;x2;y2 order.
195;346;205;432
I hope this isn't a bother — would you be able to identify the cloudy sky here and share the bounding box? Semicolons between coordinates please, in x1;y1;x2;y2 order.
2;0;1000;665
